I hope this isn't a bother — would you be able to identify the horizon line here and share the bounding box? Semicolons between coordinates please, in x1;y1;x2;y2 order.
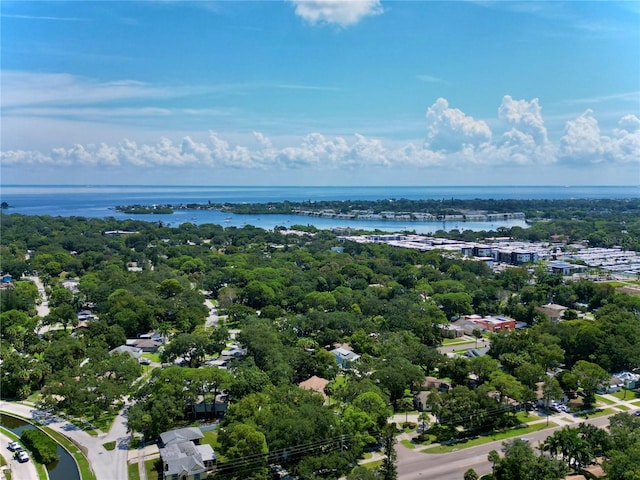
2;184;638;188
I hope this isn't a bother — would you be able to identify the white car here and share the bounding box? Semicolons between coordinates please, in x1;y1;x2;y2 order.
7;441;20;451
17;450;29;463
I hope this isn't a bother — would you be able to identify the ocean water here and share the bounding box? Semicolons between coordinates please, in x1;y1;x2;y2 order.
1;185;637;234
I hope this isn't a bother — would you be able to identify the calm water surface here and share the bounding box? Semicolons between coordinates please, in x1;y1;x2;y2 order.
2;185;637;234
0;413;81;480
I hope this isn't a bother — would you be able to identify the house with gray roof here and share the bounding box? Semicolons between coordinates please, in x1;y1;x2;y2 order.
159;427;216;480
330;346;360;369
109;345;142;360
160;427;204;446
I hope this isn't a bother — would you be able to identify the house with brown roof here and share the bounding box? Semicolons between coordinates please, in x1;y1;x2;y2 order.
299;376;330;398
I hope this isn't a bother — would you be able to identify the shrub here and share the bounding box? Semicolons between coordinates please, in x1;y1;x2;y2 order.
20;429;59;464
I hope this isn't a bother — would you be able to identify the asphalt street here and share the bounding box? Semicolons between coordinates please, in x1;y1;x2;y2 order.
0;431;39;480
1;402;130;480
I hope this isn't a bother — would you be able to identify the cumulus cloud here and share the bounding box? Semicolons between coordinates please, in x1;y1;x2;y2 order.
489;95;556;165
559;109;606;163
2;96;637;174
290;0;382;27
558;110;640;164
498;95;548;145
424;98;492;152
608;114;640;163
0;132;396;170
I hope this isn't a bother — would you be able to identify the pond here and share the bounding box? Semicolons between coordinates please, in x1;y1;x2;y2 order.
0;413;81;480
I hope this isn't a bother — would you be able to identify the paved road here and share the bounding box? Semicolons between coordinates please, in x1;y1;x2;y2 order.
1;402;131;480
0;431;39;480
395;410;617;480
204;299;220;329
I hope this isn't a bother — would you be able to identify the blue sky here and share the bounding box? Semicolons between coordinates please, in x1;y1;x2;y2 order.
1;1;638;186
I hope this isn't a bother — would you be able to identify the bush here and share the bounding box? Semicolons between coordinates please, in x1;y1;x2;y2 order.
20;429;59;464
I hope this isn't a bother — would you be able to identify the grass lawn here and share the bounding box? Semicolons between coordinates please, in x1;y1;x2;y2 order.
145;458;162;480
127;462;140;480
631;400;640;407
34;424;96;480
422;421;557;454
574;408;614;419
400;439;415;449
611;390;640;400
596;395;616;405
616;405;629;411
400;421;418;433
201;429;225;462
359;460;382;470
516;411;541;424
103;441;116;451
142;353;161;363
442;338;475;346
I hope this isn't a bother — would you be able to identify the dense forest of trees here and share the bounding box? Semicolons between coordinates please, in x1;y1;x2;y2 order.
1;211;639;479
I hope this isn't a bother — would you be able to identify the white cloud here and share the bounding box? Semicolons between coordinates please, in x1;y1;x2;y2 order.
559;109;606;163
290;0;382;27
559;110;640;164
2;97;637;176
609;114;640;164
1;71;174;108
498;95;548;145
424;98;492;152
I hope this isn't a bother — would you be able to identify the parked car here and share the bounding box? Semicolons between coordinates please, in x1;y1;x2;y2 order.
16;450;29;463
634;410;640;416
7;441;20;451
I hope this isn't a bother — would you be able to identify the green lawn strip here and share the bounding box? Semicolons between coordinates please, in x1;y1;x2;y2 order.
610;390;640;400
400;439;415;449
144;458;162;480
573;408;614;419
421;421;557;454
359;459;382;470
631;400;640;407
201;429;226;462
616;405;629;411
39;426;96;480
103;441;116;451
127;462;140;480
142;352;161;363
0;426;48;480
516;412;541;424
442;338;476;346
595;395;616;405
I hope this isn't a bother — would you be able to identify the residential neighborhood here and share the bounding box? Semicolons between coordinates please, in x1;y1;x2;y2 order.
1;205;639;480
